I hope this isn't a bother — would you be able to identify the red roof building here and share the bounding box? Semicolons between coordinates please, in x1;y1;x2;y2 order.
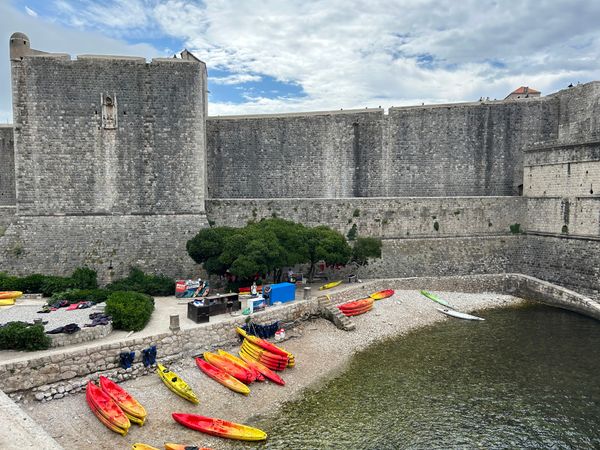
505;86;541;100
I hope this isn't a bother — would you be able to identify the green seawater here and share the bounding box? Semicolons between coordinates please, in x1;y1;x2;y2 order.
256;303;600;449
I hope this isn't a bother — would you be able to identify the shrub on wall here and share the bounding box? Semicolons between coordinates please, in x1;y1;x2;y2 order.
105;291;155;332
71;267;98;289
107;267;175;296
0;322;51;351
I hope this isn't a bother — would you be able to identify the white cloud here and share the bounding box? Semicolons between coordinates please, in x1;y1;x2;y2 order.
24;6;37;17
148;0;600;115
211;74;262;85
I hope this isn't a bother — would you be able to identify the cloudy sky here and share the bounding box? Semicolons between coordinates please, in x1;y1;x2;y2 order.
1;0;599;122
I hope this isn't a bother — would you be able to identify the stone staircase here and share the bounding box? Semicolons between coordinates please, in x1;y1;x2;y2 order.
318;295;355;331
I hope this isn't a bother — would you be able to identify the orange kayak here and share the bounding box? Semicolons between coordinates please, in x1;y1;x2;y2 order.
369;289;395;300
86;381;130;433
239;351;285;385
99;376;146;425
195;357;250;395
0;291;22;300
172;413;267;441
203;352;254;384
216;350;265;381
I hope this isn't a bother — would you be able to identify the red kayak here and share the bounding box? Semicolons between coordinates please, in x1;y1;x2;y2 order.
172;413;267;441
369;289;395;300
239;351;285;386
204;352;255;384
86;381;130;432
195;357;250;395
341;304;373;316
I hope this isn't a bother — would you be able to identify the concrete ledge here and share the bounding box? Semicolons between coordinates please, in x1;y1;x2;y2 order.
0;390;62;449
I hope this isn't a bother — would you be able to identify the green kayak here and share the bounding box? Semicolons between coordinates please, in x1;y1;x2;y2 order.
420;290;454;309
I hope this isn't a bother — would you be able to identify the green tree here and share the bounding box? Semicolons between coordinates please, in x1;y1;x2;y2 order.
186;219;353;285
304;225;352;282
186;226;236;276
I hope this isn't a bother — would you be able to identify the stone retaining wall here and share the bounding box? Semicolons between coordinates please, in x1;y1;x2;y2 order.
1;298;318;400
49;324;112;348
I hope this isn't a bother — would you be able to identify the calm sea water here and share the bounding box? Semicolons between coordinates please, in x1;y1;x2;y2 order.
256;303;600;449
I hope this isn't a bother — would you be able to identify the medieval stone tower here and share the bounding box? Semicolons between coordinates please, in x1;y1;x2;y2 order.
1;33;208;279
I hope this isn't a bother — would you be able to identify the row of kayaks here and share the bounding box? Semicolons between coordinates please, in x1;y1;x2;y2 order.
332;288;485;321
93;327;297;444
0;290;22;306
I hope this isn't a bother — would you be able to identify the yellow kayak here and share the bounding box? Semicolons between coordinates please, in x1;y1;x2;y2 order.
132;445;160;450
157;364;199;404
0;299;16;306
318;280;342;290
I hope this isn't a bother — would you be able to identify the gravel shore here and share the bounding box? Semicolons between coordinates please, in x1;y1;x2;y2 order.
27;289;525;450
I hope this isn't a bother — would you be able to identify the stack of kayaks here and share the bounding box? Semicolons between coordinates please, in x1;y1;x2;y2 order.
173;413;267;441
318;280;342;290
337;298;374;316
369;289;394;300
0;291;23;306
99;376;147;425
236;327;294;373
86;381;131;435
157;363;199;404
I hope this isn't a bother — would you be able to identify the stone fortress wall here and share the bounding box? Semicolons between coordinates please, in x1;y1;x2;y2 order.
0;33;599;300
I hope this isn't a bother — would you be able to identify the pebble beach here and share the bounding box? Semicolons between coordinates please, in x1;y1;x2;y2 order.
23;290;526;450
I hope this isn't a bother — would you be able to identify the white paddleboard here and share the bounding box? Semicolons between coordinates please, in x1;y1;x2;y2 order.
436;307;485;321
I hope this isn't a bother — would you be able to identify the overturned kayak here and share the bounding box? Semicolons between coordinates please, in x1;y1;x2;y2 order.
172;413;267;441
436;307;485;321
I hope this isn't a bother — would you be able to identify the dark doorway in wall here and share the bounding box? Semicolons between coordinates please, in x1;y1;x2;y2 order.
517;184;523;196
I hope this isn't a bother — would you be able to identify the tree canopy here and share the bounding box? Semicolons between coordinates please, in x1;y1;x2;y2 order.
187;218;381;283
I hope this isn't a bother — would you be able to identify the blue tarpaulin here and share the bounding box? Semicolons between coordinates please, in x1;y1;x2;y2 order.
269;282;295;304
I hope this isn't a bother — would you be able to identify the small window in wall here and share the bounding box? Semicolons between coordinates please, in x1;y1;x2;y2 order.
517;184;523;196
101;93;118;130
